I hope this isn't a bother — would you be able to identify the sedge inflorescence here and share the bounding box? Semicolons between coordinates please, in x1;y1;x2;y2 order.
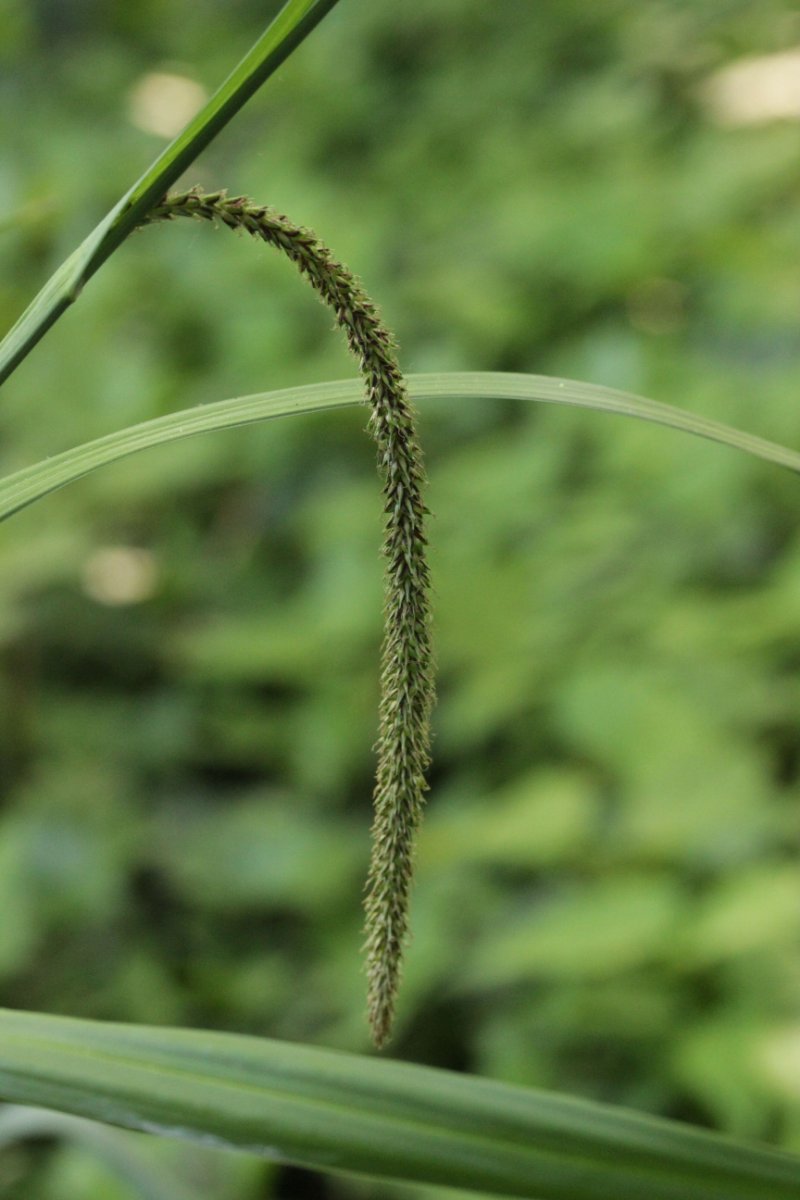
144;189;434;1047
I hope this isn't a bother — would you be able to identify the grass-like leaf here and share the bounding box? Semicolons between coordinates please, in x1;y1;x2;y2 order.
0;1105;189;1200
0;1007;797;1199
0;0;341;389
1;372;799;523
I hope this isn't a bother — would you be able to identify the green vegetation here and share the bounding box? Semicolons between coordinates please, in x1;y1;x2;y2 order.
1;1;800;1197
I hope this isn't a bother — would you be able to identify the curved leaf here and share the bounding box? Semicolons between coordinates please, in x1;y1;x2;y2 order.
0;372;799;523
0;1008;797;1199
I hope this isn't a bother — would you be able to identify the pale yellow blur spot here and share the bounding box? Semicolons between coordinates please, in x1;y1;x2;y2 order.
702;49;800;126
82;546;158;606
755;1026;800;1099
128;71;208;138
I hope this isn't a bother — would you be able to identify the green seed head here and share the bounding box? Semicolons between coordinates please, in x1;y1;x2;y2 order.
144;190;434;1048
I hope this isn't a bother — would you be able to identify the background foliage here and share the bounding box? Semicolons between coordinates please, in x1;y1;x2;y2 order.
2;0;800;1195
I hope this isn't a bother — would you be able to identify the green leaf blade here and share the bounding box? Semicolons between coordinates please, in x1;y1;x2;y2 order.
1;373;799;524
0;1008;798;1199
0;0;341;389
105;0;343;252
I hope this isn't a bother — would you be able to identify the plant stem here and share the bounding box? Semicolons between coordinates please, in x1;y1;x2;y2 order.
0;0;342;390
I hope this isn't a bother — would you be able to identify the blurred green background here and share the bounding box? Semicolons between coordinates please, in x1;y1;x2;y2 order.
3;0;800;1195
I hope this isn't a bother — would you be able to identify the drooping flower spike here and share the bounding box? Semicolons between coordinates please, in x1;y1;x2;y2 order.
145;190;434;1047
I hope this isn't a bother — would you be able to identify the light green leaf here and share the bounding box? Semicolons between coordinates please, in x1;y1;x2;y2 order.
464;875;683;985
0;0;341;388
1;372;799;523
0;1007;798;1199
681;864;800;966
420;768;597;869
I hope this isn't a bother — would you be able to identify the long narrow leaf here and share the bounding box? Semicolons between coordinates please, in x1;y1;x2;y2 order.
0;1106;189;1200
0;372;799;523
0;1008;797;1199
0;0;341;388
